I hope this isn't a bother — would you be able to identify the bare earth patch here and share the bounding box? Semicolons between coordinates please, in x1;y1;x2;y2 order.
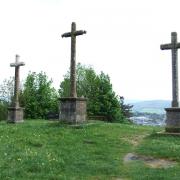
124;153;177;169
121;134;148;146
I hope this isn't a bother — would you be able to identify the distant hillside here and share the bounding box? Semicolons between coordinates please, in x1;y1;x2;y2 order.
130;100;171;114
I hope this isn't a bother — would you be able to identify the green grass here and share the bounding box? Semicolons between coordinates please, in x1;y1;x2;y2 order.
0;120;179;179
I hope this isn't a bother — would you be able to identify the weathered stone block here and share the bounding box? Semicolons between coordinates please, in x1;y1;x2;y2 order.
7;107;24;123
165;107;180;132
59;97;87;123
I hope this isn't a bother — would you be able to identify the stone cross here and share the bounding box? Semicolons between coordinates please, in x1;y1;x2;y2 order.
10;55;25;107
62;22;86;97
161;32;180;107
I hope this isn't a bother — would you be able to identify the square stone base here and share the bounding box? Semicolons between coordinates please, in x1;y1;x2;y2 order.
59;97;87;124
165;108;180;133
7;107;24;123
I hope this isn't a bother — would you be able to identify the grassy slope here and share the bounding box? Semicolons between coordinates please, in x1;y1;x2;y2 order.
0;120;179;179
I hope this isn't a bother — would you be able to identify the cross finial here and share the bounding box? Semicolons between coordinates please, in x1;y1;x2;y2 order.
172;32;177;36
10;55;25;67
61;22;86;38
16;54;20;63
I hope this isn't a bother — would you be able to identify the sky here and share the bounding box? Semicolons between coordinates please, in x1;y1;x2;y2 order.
0;0;180;101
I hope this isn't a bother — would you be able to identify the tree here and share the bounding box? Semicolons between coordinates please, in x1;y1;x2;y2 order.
0;101;8;120
0;77;14;104
0;77;14;120
96;72;125;122
22;72;58;119
119;96;133;118
59;63;129;122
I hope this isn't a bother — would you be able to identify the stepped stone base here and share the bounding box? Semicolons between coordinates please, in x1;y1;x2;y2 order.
59;97;87;124
7;107;24;123
165;108;180;133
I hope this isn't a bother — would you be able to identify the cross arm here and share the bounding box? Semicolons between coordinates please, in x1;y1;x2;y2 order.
61;30;87;38
160;43;180;50
10;62;25;67
160;43;172;50
61;32;72;38
74;30;86;36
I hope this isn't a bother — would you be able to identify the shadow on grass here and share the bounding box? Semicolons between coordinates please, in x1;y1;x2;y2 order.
144;132;180;140
27;140;44;148
45;121;87;129
45;120;105;130
45;121;68;128
0;120;12;125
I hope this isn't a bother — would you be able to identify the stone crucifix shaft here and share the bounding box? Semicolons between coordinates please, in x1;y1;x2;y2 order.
62;22;86;97
161;32;180;107
10;55;25;107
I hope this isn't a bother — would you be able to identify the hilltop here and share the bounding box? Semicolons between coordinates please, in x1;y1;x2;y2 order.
0;120;180;179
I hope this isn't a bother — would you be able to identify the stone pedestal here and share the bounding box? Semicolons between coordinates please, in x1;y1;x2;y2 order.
165;107;180;133
59;97;87;124
7;107;24;123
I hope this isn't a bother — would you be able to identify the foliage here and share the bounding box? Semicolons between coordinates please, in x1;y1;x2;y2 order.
95;72;124;122
0;77;14;105
0;101;8;120
0;77;15;120
21;72;58;119
59;63;129;122
119;96;133;118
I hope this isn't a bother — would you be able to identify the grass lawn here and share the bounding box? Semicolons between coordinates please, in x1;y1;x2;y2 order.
0;120;179;179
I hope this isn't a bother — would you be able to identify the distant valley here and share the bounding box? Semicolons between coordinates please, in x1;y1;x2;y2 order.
127;100;171;114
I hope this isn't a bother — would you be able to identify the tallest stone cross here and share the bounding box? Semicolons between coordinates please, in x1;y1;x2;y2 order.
59;22;87;124
161;32;180;133
62;22;86;97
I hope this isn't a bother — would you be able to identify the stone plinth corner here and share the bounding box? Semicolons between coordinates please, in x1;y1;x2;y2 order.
165;107;180;133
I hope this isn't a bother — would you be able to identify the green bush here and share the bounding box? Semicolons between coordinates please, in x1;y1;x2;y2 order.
21;72;59;119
